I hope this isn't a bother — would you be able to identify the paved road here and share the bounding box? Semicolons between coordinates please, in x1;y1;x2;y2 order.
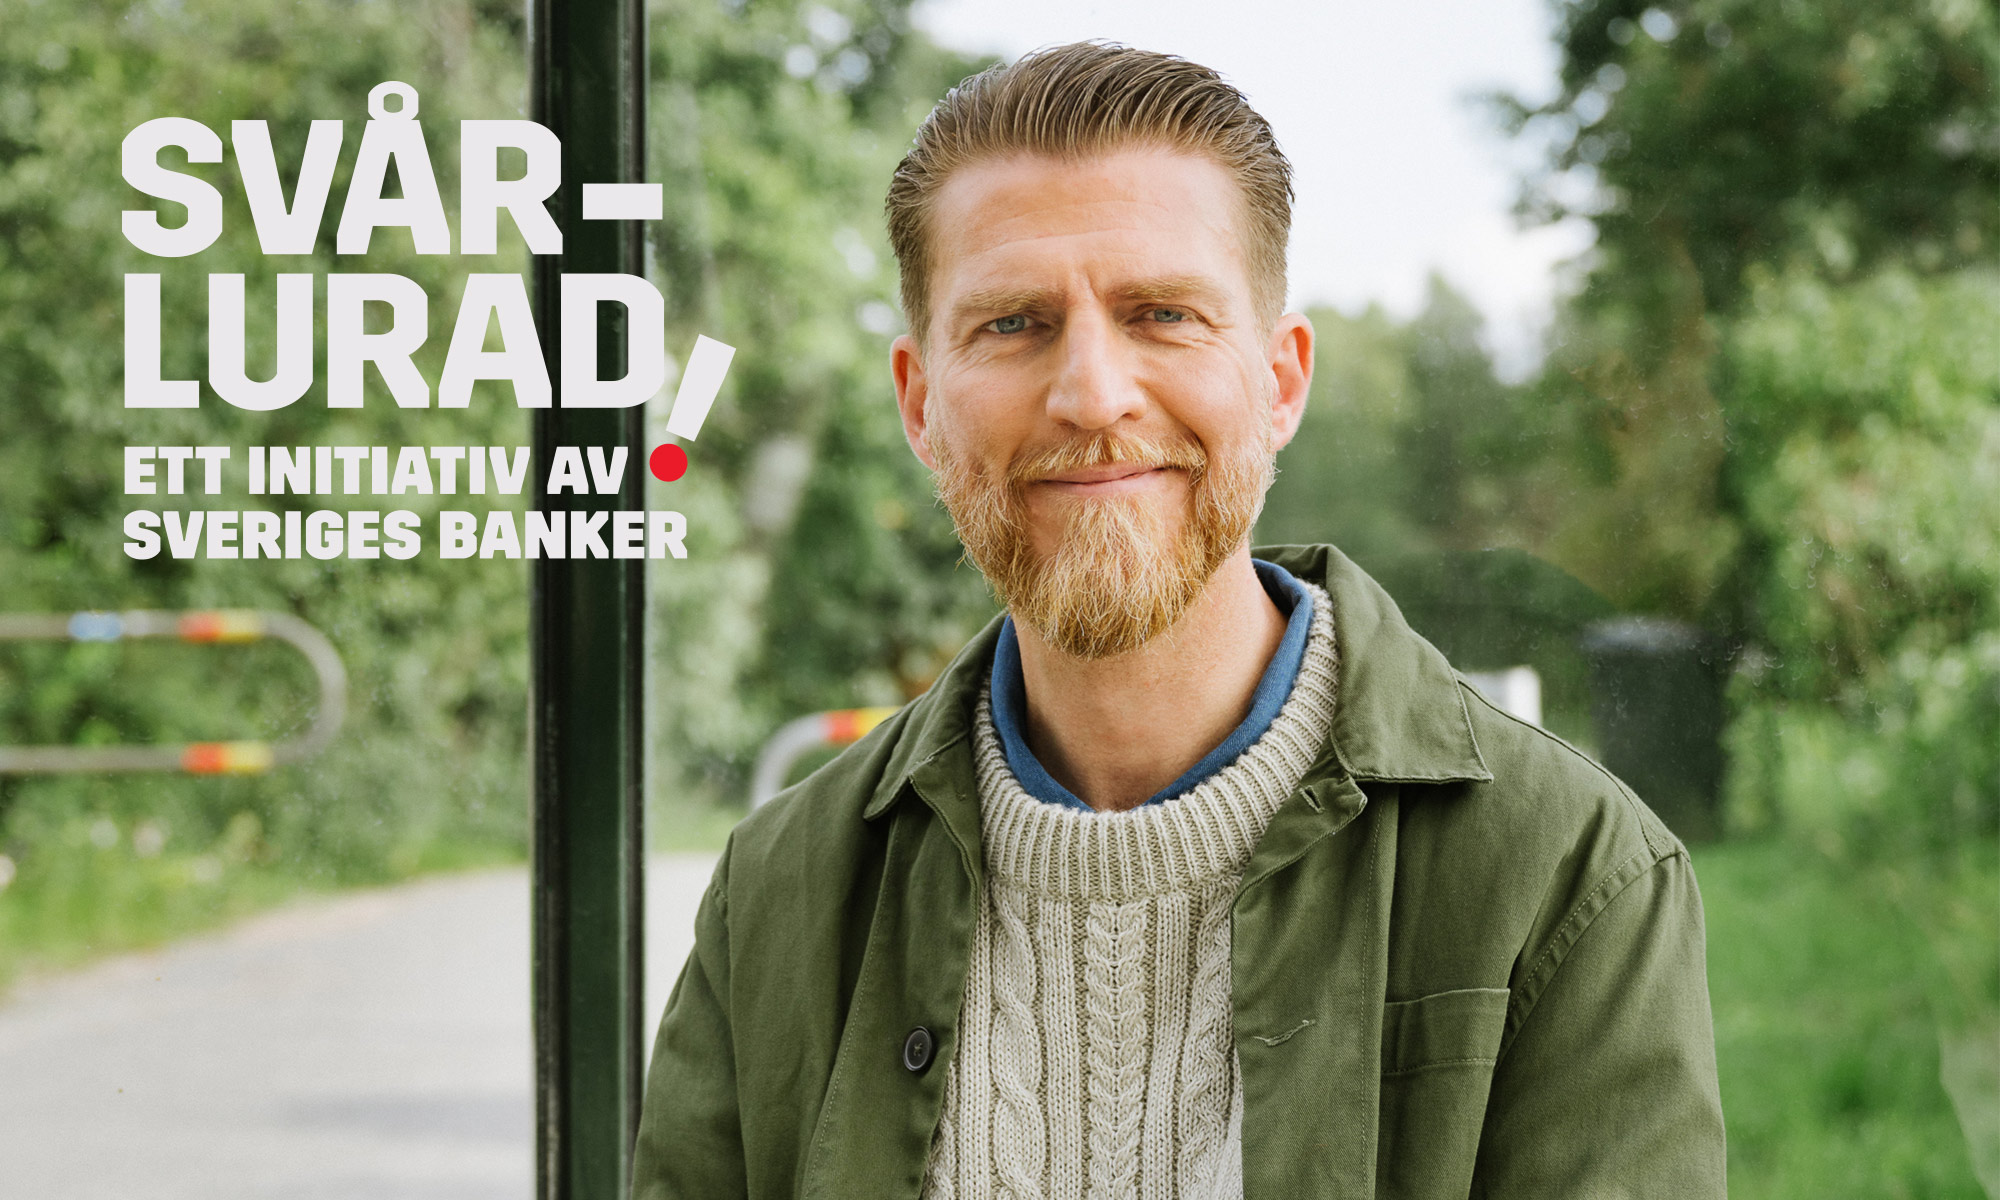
0;855;718;1200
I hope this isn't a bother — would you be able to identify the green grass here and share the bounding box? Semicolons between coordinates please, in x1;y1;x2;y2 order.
1696;836;1996;1199
0;789;745;996
0;846;296;991
0;792;747;995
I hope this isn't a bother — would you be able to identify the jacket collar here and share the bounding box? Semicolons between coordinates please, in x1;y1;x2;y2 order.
1270;543;1493;785
862;542;1491;825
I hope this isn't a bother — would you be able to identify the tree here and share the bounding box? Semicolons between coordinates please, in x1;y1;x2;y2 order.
1494;0;2000;851
1505;0;1999;325
1491;0;2000;623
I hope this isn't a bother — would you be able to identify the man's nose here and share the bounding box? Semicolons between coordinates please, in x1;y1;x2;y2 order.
1044;311;1146;431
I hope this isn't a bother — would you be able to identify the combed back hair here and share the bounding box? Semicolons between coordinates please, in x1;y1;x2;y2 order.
886;42;1294;345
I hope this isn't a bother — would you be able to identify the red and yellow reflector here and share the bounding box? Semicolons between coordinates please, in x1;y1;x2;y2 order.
180;740;276;775
178;610;266;644
822;707;898;746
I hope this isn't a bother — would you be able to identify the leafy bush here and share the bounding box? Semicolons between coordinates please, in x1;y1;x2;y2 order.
1721;268;1999;850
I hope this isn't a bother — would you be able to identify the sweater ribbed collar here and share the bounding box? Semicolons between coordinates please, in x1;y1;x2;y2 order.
971;581;1339;904
865;545;1492;826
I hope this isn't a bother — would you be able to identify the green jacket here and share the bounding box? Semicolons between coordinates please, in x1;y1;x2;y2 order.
633;545;1726;1198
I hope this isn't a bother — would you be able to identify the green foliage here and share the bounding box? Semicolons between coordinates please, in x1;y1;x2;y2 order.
1727;270;1999;686
1257;302;1428;563
1493;0;1999;861
0;0;533;967
1493;0;2000;621
1262;278;1558;564
1396;281;1553;544
0;800;512;990
1720;268;1999;850
1510;0;2000;323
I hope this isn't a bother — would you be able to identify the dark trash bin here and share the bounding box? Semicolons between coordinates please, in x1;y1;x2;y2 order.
1580;617;1731;843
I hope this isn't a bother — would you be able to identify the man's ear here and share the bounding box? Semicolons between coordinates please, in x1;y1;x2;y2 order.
1266;312;1314;452
891;334;938;470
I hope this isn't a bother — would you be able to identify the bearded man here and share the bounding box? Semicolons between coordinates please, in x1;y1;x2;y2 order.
632;42;1726;1200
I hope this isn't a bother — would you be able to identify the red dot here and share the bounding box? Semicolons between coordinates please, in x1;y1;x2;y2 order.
649;443;689;482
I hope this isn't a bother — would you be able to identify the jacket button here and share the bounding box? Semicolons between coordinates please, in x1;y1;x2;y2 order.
902;1026;935;1074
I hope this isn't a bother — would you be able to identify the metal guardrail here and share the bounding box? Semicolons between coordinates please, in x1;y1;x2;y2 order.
0;610;346;774
749;706;899;808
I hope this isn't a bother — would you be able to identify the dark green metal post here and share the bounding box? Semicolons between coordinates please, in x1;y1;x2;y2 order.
530;0;647;1197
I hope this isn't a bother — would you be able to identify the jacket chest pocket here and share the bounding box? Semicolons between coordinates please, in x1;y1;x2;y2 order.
1376;987;1511;1199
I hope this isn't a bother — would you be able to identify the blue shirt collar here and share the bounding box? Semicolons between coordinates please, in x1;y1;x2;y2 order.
989;559;1316;812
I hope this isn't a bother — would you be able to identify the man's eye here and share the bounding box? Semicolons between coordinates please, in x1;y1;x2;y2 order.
1149;308;1189;323
986;314;1029;334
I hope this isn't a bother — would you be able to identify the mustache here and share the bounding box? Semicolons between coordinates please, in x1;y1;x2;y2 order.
1005;432;1208;486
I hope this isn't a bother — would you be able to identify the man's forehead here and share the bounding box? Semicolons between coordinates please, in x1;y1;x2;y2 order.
924;149;1256;324
930;148;1246;249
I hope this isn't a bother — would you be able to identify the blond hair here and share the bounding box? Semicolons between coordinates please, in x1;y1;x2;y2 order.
886;42;1294;344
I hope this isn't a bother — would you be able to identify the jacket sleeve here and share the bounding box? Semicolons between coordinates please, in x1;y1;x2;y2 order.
1472;848;1728;1197
631;853;747;1200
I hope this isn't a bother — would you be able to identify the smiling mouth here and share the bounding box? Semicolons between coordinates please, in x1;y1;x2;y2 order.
1032;464;1187;496
1041;463;1165;485
1008;431;1207;494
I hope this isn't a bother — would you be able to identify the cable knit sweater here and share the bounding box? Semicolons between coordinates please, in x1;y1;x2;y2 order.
922;582;1339;1200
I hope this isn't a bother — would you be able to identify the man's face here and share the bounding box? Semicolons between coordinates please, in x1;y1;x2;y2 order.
891;147;1312;659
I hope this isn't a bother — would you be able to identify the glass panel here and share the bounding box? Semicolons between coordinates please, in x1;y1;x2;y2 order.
629;2;1995;1195
1;3;536;1195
